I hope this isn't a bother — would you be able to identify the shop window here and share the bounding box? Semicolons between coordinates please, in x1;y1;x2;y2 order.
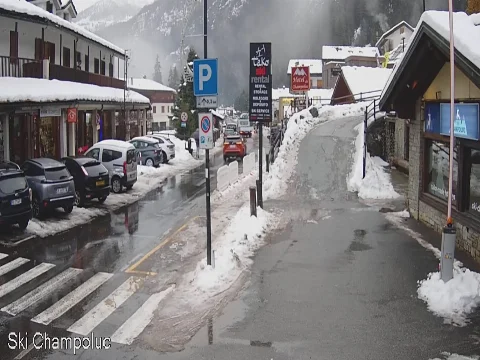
63;47;71;68
469;150;480;214
425;140;458;205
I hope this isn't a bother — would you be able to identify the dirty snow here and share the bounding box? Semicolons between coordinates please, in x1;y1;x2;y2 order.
347;122;400;199
264;103;367;200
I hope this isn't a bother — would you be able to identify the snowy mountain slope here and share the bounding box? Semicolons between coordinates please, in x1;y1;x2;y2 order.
74;0;154;32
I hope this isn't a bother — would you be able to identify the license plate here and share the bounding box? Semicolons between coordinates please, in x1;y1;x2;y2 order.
10;199;21;206
56;187;68;194
229;145;236;148
96;180;105;187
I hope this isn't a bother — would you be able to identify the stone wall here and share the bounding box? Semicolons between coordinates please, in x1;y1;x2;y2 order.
407;99;423;220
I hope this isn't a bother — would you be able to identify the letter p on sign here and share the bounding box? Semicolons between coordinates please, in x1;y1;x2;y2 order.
194;59;218;97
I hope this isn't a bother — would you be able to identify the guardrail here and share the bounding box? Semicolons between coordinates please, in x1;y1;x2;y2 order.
362;97;382;179
267;122;285;168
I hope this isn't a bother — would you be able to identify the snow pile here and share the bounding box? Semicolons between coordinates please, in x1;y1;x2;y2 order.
186;206;277;298
347;122;400;199
264;103;367;200
431;353;479;360
341;66;392;101
418;269;480;326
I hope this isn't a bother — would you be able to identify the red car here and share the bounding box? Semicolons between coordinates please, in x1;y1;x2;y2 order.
223;135;247;162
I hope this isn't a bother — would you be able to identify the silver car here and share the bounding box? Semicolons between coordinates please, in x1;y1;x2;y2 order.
21;158;75;218
146;134;176;163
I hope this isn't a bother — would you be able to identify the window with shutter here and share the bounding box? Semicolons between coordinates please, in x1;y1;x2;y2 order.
9;31;18;64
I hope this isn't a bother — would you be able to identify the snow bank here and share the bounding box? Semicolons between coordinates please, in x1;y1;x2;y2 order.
347;122;400;199
431;353;479;360
264;103;367;200
418;269;480;327
185;206;277;299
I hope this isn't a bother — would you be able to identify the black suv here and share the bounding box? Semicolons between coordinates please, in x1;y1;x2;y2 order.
0;162;32;230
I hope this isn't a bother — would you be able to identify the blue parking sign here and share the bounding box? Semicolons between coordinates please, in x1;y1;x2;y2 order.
194;59;218;96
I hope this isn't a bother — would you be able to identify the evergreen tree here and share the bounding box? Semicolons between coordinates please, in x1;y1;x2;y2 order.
467;0;480;13
168;65;180;89
153;55;163;84
172;48;199;136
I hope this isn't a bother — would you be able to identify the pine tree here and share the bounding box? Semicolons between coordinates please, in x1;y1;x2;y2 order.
168;65;180;89
467;0;480;13
152;55;163;84
172;48;199;136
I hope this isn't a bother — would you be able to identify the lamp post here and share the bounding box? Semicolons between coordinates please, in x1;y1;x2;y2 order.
440;0;456;282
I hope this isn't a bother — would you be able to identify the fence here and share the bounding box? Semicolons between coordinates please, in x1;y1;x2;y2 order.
0;56;42;78
216;152;256;192
362;97;382;179
267;122;286;166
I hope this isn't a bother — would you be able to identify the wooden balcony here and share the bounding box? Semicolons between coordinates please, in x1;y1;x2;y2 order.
0;56;125;90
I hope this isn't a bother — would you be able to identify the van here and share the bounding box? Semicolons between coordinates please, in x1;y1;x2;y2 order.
84;140;137;194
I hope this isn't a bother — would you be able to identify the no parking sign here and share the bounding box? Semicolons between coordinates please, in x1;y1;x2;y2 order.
198;112;213;149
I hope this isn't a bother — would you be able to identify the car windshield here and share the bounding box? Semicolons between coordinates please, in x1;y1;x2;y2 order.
45;166;71;181
0;175;28;194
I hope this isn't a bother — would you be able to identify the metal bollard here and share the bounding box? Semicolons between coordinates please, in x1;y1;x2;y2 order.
249;186;257;217
266;154;270;173
440;225;456;282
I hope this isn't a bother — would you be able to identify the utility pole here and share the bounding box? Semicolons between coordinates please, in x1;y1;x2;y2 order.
203;0;212;266
123;50;127;140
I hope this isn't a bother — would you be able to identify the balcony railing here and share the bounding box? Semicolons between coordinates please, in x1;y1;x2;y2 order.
0;56;42;78
49;64;125;90
0;55;125;90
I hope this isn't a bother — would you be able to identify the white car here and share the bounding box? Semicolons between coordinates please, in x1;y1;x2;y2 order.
146;134;176;163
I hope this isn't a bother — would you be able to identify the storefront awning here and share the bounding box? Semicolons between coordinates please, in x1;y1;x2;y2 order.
0;77;151;111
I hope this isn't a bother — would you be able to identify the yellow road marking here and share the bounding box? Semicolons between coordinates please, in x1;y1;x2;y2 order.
125;216;201;274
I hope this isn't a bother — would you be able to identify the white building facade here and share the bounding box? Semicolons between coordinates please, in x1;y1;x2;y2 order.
375;21;415;55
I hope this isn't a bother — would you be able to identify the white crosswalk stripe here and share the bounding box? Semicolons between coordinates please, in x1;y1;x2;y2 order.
0;255;169;346
2;268;82;315
0;263;55;299
0;253;9;260
67;276;142;336
32;272;113;326
0;258;30;276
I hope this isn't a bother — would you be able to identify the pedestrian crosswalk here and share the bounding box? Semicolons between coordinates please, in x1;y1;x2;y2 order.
0;252;173;350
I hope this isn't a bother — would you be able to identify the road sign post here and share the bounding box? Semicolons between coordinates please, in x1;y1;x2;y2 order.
249;42;273;209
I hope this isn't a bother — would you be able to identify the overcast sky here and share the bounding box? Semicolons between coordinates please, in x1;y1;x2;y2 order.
73;0;98;13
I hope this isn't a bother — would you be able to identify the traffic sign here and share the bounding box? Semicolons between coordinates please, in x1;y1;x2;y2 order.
181;112;188;122
198;112;214;149
291;66;310;92
193;59;218;96
196;96;218;109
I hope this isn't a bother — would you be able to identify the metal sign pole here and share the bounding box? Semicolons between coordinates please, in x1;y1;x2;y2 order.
441;0;456;282
203;0;212;266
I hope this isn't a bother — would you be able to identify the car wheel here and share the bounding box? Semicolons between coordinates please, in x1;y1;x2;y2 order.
98;196;107;204
111;177;122;194
17;219;29;231
145;158;154;167
63;205;74;214
74;190;84;207
32;197;42;219
162;151;168;164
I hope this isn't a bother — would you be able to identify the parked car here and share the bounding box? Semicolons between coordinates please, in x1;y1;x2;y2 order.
145;134;176;163
61;157;110;207
0;162;32;230
129;136;164;167
84;140;138;194
223;134;247;162
21;158;75;218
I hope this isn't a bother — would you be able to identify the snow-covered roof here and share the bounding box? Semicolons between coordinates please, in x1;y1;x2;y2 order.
341;66;393;100
211;110;225;119
127;78;176;93
287;59;323;74
0;77;150;105
322;46;380;61
381;11;480;102
272;87;303;101
375;21;415;48
307;88;334;100
0;0;124;54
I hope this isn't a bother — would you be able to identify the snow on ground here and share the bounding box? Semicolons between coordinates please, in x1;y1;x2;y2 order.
385;211;480;327
431;352;479;360
26;136;206;237
183;206;278;300
347;122;400;199
263;103;367;200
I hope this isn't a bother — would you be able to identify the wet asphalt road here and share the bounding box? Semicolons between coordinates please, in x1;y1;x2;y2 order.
0;136;261;360
133;115;480;360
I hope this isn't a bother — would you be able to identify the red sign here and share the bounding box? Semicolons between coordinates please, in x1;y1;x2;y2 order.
67;108;77;123
291;66;311;92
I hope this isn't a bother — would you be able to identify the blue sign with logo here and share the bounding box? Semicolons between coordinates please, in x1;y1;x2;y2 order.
193;59;218;97
425;102;479;141
440;103;479;140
